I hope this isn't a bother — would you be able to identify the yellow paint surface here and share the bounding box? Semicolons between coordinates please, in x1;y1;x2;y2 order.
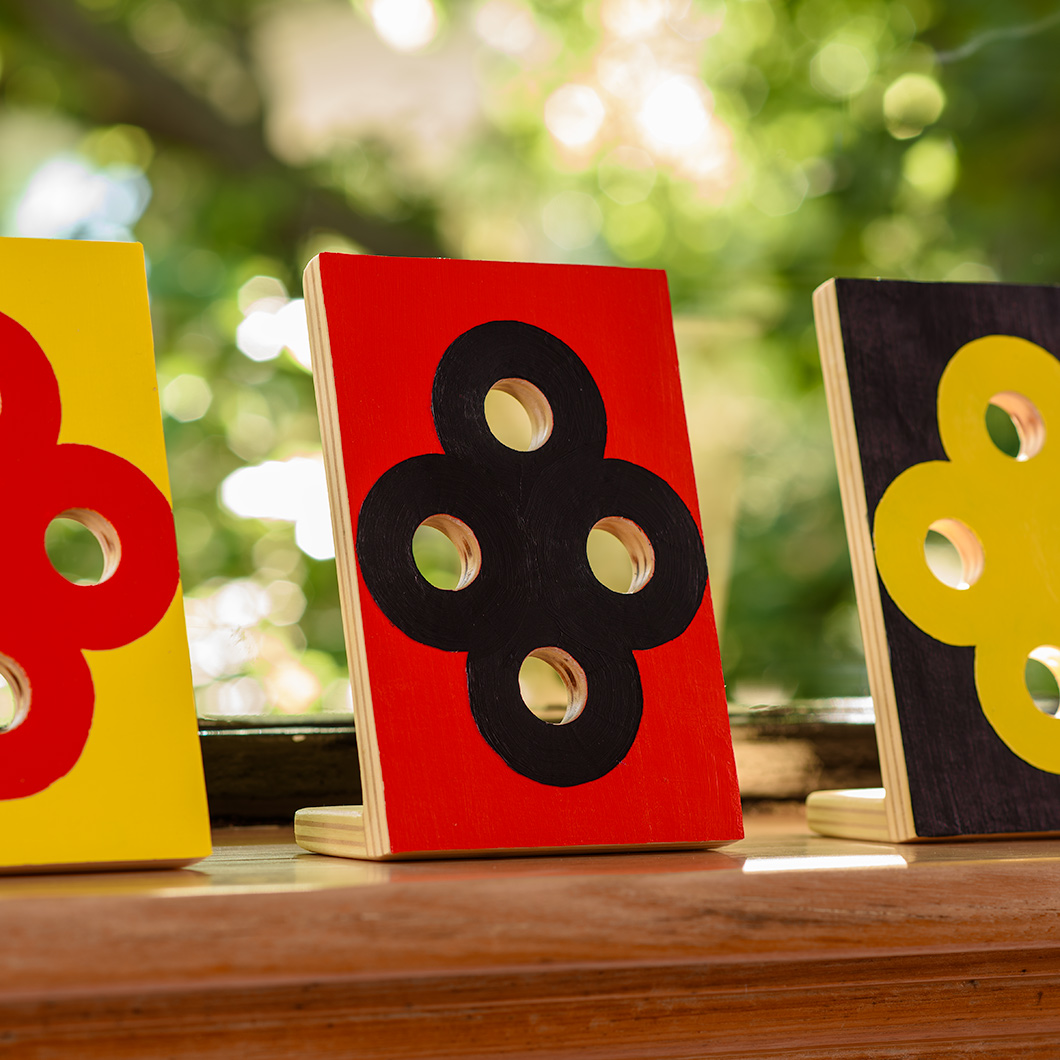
874;334;1060;774
0;237;210;868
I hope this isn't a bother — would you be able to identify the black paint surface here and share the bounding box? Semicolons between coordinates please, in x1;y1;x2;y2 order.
836;278;1060;836
357;320;707;787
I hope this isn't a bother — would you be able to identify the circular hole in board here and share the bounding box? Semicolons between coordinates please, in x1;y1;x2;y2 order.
45;509;120;585
1027;646;1060;717
986;391;1045;461
0;656;31;734
587;517;655;593
412;514;481;591
484;378;554;452
923;518;983;590
519;647;588;725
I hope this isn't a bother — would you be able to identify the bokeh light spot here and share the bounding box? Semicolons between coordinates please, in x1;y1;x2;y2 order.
810;41;873;100
221;455;335;560
162;374;213;422
474;0;536;54
902;136;957;200
370;0;438;52
884;74;946;139
545;84;606;148
236;297;312;369
637;75;710;151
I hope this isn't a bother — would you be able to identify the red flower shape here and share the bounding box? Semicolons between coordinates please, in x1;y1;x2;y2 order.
0;311;180;799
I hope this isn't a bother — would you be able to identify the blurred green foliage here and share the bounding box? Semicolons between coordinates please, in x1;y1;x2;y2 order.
1;0;1059;710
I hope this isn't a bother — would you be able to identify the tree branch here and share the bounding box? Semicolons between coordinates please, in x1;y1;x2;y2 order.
12;0;444;258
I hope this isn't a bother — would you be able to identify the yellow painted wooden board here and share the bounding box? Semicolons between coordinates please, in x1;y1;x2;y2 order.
0;236;210;871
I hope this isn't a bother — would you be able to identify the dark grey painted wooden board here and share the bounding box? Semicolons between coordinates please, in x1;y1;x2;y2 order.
835;278;1060;836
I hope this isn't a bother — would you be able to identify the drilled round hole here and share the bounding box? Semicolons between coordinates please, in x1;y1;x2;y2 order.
985;402;1021;458
587;517;655;593
0;656;30;734
411;514;481;591
923;518;983;590
484;378;553;452
45;509;120;585
1027;646;1060;716
987;391;1044;461
518;647;587;725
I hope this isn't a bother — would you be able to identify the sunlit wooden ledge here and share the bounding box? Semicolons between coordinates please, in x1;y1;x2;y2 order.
3;808;1060;1059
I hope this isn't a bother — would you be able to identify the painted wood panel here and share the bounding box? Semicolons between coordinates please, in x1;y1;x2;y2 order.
813;277;1060;839
300;254;740;857
0;236;210;871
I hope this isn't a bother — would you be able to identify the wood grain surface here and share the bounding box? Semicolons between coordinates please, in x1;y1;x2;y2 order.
3;820;1060;1058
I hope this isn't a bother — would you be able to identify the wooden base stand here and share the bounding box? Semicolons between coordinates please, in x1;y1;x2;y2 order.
295;806;371;858
805;788;890;842
294;806;732;861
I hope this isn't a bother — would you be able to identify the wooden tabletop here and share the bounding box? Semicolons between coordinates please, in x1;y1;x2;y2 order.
3;808;1060;1058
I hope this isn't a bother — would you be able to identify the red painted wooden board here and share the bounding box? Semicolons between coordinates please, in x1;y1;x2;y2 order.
302;255;741;857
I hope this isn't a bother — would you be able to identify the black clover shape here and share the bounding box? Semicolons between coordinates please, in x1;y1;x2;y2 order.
356;320;707;787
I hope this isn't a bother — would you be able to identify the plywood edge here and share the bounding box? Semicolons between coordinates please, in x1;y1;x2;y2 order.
294;804;370;859
303;255;390;859
812;279;916;843
805;787;891;842
294;805;737;861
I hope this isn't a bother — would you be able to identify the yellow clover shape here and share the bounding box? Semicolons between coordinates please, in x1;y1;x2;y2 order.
874;334;1060;774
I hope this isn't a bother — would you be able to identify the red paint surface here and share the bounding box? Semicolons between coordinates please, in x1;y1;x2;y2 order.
0;312;179;799
318;255;741;852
